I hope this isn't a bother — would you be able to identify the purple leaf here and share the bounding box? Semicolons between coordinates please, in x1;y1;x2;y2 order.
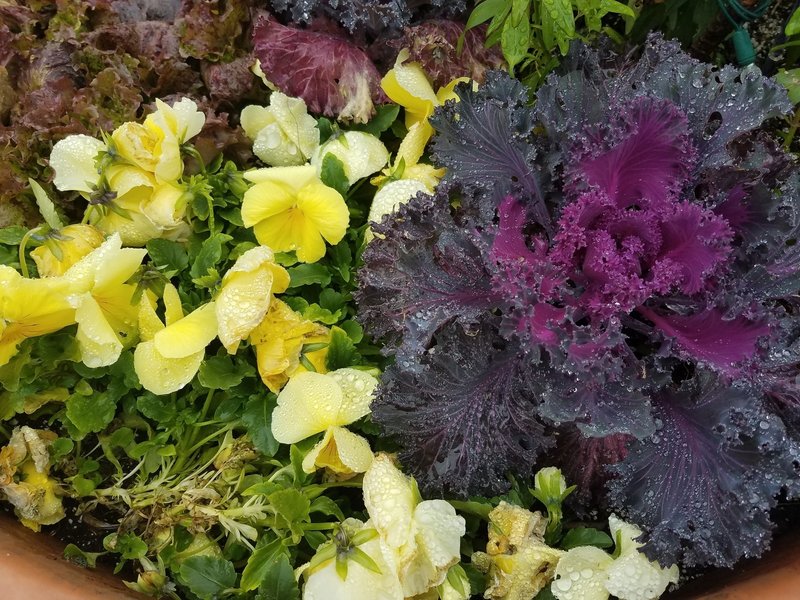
357;193;500;366
638;306;768;376
608;371;796;567
373;323;553;497
252;14;386;123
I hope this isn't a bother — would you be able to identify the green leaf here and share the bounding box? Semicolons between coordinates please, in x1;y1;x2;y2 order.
241;538;286;591
309;496;344;521
63;544;104;568
559;527;614;550
339;320;363;343
257;554;299;600
29;179;63;229
190;233;232;279
327;240;352;282
319;153;350;196
501;8;530;73
71;474;97;496
287;263;332;288
466;0;508;31
303;303;342;325
199;355;251;390
136;393;178;424
268;488;311;525
355;104;401;137
319;288;347;312
146;239;189;274
325;326;359;370
0;225;27;245
787;7;800;37
104;532;147;560
180;556;237;599
66;390;117;434
776;68;800;105
242;395;280;457
534;586;558;600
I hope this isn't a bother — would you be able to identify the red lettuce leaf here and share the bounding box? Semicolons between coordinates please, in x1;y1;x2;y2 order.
252;14;386;123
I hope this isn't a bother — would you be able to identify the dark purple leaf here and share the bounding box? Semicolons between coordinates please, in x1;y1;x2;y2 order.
373;323;553;497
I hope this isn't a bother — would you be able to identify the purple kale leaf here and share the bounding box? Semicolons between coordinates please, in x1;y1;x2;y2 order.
608;371;799;568
357;193;500;368
372;323;553;497
429;71;549;228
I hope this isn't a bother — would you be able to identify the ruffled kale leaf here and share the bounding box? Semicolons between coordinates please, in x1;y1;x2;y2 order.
608;371;798;568
373;323;553;497
357;193;500;367
430;71;549;228
252;14;386;123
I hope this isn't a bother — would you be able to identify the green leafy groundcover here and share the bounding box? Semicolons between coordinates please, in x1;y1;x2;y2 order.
2;1;800;600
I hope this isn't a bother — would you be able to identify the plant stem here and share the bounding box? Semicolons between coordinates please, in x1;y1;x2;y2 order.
784;105;800;150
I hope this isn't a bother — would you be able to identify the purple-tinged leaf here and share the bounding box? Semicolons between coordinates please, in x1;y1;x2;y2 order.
373;323;553;497
252;14;386;123
608;371;797;567
638;306;768;376
357;193;500;366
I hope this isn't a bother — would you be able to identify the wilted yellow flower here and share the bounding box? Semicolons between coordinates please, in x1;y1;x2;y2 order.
472;501;563;600
63;233;146;368
216;246;290;354
112;98;205;182
0;426;64;531
133;283;218;395
551;515;679;600
271;369;376;476
248;298;329;393
311;131;389;187
381;49;467;149
241;92;320;166
241;165;349;263
363;453;466;597
0;266;75;366
30;224;105;277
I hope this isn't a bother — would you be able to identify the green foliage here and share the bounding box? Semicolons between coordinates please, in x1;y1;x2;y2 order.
179;556;237;599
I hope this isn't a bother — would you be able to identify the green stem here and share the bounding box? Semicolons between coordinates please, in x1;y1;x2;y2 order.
17;227;41;278
784;106;800;151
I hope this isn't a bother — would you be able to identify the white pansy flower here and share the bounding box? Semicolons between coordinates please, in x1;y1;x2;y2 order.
311;130;389;187
242;92;320;166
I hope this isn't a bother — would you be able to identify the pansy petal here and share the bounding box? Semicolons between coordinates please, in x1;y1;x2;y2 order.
311;131;389;185
162;283;184;326
551;546;614;600
241;180;297;227
73;293;123;368
414;499;465;570
153;302;217;358
328;368;378;424
134;341;204;395
271;371;344;443
605;552;679;600
362;453;417;549
50;135;105;193
241;105;275;139
397;121;434;168
137;294;164;341
296;220;327;264
243;164;317;190
369;179;429;225
301;426;373;474
381;50;438;126
253;210;300;253
296;180;349;243
170;97;205;141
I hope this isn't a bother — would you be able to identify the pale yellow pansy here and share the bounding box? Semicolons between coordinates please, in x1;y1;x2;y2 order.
62;233;146;368
241;165;349;263
49;134;106;193
311;131;389;187
551;515;679;600
363;453;466;598
216;246;290;354
473;502;563;600
248;298;330;393
0;266;75;367
241;92;320;167
30;224;105;277
0;427;64;531
302;518;405;600
133;283;218;395
271;369;377;476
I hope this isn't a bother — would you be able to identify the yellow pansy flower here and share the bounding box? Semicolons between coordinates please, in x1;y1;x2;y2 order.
472;502;563;600
241;92;320;167
248;298;329;393
363;453;466;598
310;131;389;187
216;246;290;354
49;134;106;194
133;283;218;395
381;49;468;150
112;98;205;182
0;427;64;531
63;233;146;368
30;224;105;277
241;165;349;263
271;369;377;476
551;515;679;600
0;266;75;367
